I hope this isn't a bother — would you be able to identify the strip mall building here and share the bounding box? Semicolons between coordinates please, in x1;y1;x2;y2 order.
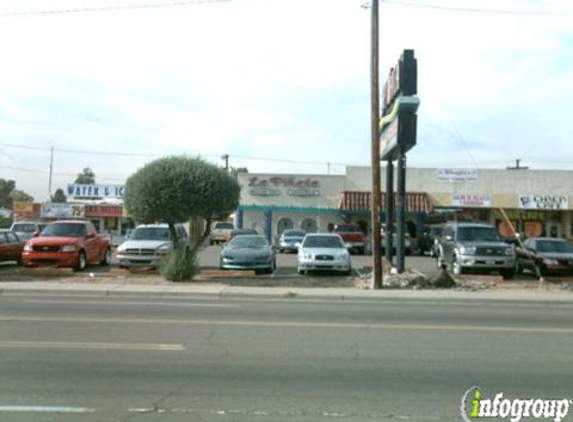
235;166;573;243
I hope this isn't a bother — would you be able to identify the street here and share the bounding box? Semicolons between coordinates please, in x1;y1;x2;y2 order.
1;292;572;421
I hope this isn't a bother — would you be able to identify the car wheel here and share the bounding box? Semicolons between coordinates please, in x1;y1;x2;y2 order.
101;248;112;265
74;251;87;272
297;266;305;275
451;257;463;275
501;269;516;280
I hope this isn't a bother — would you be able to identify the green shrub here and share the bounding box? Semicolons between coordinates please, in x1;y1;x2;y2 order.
160;248;199;282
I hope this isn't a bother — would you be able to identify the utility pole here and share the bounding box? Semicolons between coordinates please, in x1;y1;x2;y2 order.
370;0;383;289
48;146;54;199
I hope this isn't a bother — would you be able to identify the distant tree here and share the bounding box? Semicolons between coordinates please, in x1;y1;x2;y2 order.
75;167;96;184
125;156;240;251
0;179;16;208
51;188;67;203
9;189;34;204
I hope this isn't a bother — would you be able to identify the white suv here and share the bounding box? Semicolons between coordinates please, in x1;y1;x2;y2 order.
116;224;189;268
209;221;234;245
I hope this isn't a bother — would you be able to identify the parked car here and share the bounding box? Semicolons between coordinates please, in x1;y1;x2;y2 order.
437;222;516;279
219;235;275;274
334;223;365;255
209;221;234;245
516;237;573;276
116;224;190;268
0;229;25;264
278;229;306;253
380;224;413;255
297;233;351;275
10;221;47;242
22;220;112;271
226;228;258;242
417;224;444;257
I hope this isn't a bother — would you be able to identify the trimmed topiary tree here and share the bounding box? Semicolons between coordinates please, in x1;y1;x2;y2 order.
124;156;240;281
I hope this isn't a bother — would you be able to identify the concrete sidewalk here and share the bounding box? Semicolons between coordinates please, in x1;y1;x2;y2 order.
1;280;572;303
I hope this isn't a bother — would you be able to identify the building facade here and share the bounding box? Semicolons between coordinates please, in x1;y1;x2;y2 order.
236;167;573;243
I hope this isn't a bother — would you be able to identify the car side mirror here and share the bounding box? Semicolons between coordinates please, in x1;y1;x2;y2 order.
445;235;452;241
87;232;96;239
33;230;39;237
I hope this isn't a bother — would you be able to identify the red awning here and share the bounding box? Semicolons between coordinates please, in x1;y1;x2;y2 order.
338;191;433;213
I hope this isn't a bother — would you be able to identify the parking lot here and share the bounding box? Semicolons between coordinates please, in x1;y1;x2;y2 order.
0;244;552;286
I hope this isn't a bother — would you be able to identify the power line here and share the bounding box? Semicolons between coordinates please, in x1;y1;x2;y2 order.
0;0;251;18
0;165;128;181
381;0;573;15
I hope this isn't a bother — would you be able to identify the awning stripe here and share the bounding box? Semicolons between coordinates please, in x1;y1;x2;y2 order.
338;191;433;213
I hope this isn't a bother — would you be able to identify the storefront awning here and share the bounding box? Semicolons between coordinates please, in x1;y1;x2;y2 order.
338;191;434;213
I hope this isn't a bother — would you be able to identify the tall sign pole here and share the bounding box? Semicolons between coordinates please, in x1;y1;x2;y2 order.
370;0;383;289
379;50;419;273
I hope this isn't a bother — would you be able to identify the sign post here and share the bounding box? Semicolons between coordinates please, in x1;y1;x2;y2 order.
379;49;419;273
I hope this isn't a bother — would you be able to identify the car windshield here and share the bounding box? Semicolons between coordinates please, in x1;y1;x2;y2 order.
457;227;500;242
215;222;234;230
283;230;306;237
335;225;360;232
41;223;87;237
229;236;268;248
130;227;171;241
536;240;573;253
12;224;37;233
303;236;344;249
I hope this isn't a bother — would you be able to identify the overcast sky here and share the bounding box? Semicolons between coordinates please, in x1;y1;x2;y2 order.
1;0;572;201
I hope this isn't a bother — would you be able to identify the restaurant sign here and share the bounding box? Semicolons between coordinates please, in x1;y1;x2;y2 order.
41;203;85;219
518;195;568;210
248;177;321;197
67;184;125;199
452;194;491;208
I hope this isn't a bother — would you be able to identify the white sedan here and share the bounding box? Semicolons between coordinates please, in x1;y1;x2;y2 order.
297;233;351;275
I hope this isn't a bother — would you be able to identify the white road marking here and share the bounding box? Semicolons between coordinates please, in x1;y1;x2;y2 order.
0;406;95;413
1;315;572;334
0;341;185;351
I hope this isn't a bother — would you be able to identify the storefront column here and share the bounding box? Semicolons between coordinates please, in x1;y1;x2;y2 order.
263;209;273;244
235;209;244;229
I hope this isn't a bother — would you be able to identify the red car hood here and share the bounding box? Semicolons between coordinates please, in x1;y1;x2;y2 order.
26;236;82;246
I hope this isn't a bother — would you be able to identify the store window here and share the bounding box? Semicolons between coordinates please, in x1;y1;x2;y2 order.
277;218;294;236
301;218;318;233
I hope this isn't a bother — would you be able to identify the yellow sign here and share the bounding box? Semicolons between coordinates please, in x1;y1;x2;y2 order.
13;202;33;213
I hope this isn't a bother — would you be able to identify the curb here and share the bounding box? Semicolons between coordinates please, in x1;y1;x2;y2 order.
1;282;573;304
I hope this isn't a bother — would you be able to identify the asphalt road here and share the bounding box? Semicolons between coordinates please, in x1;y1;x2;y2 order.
1;292;572;421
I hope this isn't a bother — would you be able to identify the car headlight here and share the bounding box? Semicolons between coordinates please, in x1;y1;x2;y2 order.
23;244;33;252
155;245;172;255
61;245;77;253
337;252;350;260
302;253;313;260
504;247;515;256
459;246;476;255
543;258;558;265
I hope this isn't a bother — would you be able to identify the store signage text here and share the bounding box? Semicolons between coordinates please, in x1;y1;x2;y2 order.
452;194;491;207
67;184;125;199
248;177;320;188
518;195;568;210
437;169;478;182
85;205;124;218
248;177;321;197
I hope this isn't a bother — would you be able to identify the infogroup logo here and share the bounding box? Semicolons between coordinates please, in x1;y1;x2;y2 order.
461;387;571;422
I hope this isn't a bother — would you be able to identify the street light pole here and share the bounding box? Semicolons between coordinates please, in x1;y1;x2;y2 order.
370;0;383;289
